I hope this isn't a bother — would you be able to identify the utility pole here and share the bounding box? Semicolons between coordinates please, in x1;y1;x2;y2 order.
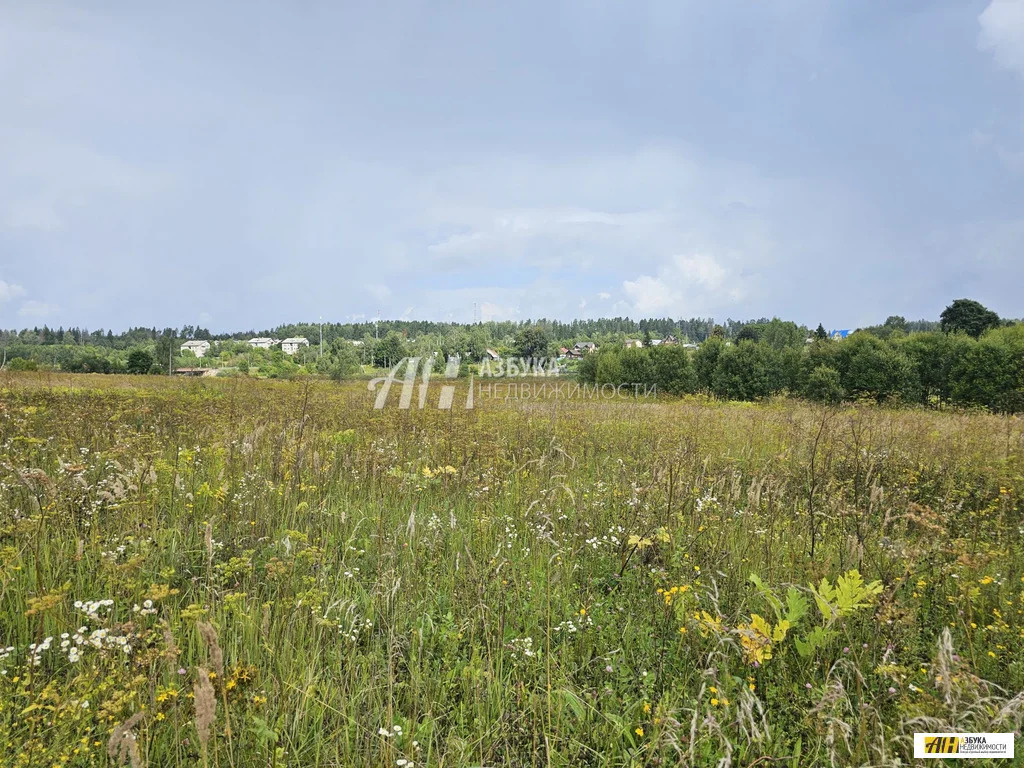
319;315;323;358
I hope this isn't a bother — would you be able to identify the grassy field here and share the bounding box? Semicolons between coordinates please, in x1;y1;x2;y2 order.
1;372;1022;766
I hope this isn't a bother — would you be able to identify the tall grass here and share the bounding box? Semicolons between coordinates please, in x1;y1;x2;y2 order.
0;372;1022;766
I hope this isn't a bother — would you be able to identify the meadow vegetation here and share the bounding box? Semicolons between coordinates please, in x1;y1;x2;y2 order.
1;372;1022;766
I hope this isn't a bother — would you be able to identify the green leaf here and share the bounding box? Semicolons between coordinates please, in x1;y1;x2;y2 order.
749;572;783;620
783;587;809;626
557;688;587;723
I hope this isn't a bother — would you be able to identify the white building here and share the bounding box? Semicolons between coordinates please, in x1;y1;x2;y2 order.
281;337;310;355
248;337;276;349
180;339;211;358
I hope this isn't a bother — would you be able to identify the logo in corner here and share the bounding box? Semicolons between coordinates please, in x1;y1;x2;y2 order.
914;733;1013;759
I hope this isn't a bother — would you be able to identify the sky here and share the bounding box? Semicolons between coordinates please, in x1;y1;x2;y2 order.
1;0;1023;332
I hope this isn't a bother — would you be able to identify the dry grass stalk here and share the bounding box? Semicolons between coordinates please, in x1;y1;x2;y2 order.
107;711;145;768
194;666;217;762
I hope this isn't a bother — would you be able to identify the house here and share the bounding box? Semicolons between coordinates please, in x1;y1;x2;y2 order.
281;337;310;355
484;348;500;361
682;343;699;350
829;329;851;340
248;337;276;349
173;367;216;377
662;335;679;345
180;340;211;358
624;339;643;349
566;341;597;359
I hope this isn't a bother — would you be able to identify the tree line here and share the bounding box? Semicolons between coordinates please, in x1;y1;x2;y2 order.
577;300;1023;412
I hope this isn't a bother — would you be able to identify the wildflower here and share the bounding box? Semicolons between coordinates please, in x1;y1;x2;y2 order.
642;702;651;714
634;727;644;737
710;698;719;707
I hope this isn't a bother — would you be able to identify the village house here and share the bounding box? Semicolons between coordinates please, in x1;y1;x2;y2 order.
180;339;211;358
281;337;310;355
566;341;597;358
248;337;276;349
623;339;643;349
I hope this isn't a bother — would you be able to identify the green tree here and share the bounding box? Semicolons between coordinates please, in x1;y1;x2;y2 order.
373;332;408;368
323;340;362;380
618;347;655;387
940;299;1000;338
805;365;844;403
897;332;971;404
650;344;696;395
735;325;759;343
594;349;624;386
512;326;551;359
950;326;1024;412
884;315;908;334
576;351;599;383
711;342;785;401
836;334;920;403
759;318;805;349
814;323;828;341
693;337;725;392
126;348;154;375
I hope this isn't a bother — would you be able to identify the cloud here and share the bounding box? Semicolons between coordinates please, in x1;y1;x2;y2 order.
365;284;392;302
621;254;745;316
979;0;1024;77
480;301;520;322
597;292;611;300
0;280;26;303
18;300;59;319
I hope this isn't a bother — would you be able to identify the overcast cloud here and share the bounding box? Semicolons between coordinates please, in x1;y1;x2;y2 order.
1;0;1022;331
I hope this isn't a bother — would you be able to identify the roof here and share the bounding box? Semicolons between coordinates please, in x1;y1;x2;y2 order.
181;339;210;346
281;337;309;344
249;337;274;343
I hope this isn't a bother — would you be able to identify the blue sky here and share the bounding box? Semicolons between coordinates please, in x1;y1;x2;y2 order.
1;1;1023;331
